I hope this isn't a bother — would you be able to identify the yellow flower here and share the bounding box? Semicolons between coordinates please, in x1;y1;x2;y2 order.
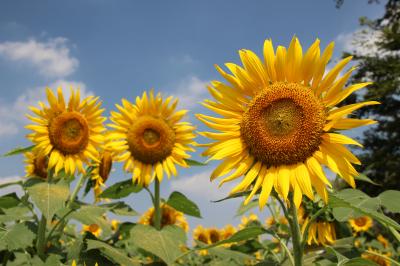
377;234;389;248
24;149;48;179
198;37;378;209
349;216;373;233
265;217;276;228
361;248;392;266
221;224;236;239
138;204;189;232
111;219;120;231
193;225;210;244
239;213;259;229
302;219;336;246
26;88;106;176
91;137;116;201
82;223;102;237
108;90;196;186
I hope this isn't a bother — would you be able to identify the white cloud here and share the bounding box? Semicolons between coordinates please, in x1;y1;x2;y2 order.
170;170;235;200
0;175;23;197
0;80;91;137
171;76;209;110
336;28;399;58
0;37;79;78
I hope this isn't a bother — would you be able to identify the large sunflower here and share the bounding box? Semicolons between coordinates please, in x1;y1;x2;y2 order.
197;37;378;208
108;90;196;186
26;88;106;176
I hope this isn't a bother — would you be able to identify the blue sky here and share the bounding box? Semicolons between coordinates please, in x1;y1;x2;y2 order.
0;1;384;232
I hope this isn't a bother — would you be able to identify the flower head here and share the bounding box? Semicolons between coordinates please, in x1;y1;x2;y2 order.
198;37;378;209
109;90;196;186
26;88;106;176
82;223;102;237
24;149;48;179
349;216;373;233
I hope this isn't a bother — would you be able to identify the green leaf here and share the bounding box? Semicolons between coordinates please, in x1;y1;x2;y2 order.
212;191;251;202
166;191;202;218
378;190;400;213
325;246;348;265
83;177;95;197
329;189;400;231
2;145;35;157
235;200;258;217
99;202;138;216
27;182;70;220
99;179;142;199
0;193;21;209
354;174;380;186
200;226;268;250
0;223;36;250
343;258;379;266
86;239;140;266
184;159;207;166
70;205;111;236
206;246;254;264
0;205;33;223
129;224;186;265
0;180;23;189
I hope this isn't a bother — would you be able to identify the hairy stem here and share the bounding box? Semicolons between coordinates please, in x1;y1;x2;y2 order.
36;215;47;259
153;178;161;230
288;195;303;266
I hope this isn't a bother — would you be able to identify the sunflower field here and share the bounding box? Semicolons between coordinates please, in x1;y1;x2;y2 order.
1;1;400;266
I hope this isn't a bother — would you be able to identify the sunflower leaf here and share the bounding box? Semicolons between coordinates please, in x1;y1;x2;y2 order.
166;191;202;218
99;201;138;216
378;190;400;213
184;159;207;166
26;182;70;220
129;224;186;266
0;223;36;250
235;200;258;217
99;179;142;199
354;173;380;186
2;145;35;157
86;239;140;266
212;191;251;203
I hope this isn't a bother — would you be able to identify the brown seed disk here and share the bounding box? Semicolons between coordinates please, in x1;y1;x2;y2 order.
99;151;112;182
127;115;175;164
49;111;90;155
240;82;326;166
34;154;48;179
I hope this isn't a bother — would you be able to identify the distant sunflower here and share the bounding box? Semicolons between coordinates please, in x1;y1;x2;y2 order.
82;223;102;237
349;216;373;233
377;234;389;248
24;149;48;179
108;90;196;186
303;220;336;246
239;213;259;229
91;137;116;201
138;204;189;232
193;225;210;244
362;248;392;266
26;88;106;176
198;37;378;209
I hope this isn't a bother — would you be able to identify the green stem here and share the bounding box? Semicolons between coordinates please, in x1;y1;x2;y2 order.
36;215;47;259
273;232;294;265
68;174;86;208
153;179;161;230
288;195;303;266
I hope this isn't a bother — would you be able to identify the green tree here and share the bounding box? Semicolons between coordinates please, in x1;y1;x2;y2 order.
342;0;400;196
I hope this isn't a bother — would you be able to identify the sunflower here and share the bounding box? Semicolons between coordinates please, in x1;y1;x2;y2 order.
108;90;196;186
138;203;189;232
197;37;378;209
302;220;336;246
377;234;389;248
26;88;106;176
82;223;102;237
111;219;120;231
24;149;48;179
361;248;392;266
239;213;259;229
91;137;116;201
349;216;373;233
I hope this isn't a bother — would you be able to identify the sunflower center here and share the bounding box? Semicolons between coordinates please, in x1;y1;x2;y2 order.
209;229;221;243
34;154;48;179
354;217;367;227
127;116;175;164
49;112;89;155
198;233;209;244
99;151;112;182
88;223;100;232
241;82;326;166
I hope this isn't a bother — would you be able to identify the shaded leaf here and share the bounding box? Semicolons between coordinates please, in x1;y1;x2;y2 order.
0;223;35;250
0;193;21;209
70;205;111;236
129;224;186;265
27;182;69;220
99;201;138;216
167;191;201;218
86;239;140;266
2;145;35;157
235;200;258;217
99;179;142;199
378;190;400;213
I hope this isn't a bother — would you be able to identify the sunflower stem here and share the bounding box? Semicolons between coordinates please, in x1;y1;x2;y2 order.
288;195;303;266
68;174;86;207
153;178;161;230
36;214;47;259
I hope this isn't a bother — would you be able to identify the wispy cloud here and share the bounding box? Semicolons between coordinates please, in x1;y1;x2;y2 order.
0;80;92;137
171;76;209;110
0;37;79;78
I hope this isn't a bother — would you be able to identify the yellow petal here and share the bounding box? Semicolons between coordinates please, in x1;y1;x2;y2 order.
259;167;276;209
